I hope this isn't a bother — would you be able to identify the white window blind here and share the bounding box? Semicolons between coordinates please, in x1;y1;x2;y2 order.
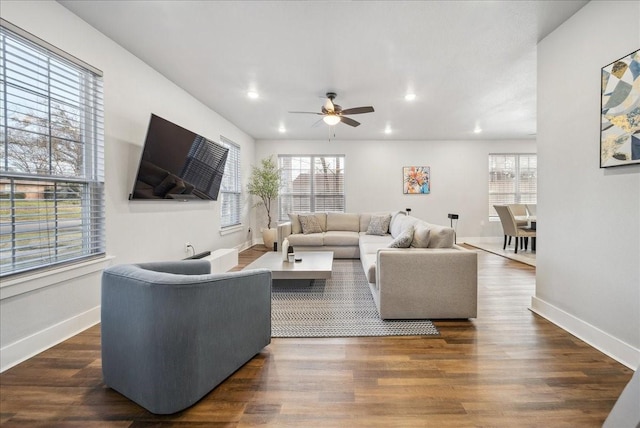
219;137;241;228
278;155;345;221
0;21;105;277
488;153;537;218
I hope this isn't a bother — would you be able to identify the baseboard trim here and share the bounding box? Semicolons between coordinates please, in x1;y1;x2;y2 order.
0;306;100;373
530;296;639;369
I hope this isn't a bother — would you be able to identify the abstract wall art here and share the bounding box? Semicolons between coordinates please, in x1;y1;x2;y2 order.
600;49;640;168
403;166;430;194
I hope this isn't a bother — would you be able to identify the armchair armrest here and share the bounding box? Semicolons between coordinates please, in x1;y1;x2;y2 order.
134;259;211;275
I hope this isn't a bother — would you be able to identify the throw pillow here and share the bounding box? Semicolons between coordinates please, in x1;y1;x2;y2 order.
299;214;323;234
388;225;414;248
411;223;431;248
366;214;392;236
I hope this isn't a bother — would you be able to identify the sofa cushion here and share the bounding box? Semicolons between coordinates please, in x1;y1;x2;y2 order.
422;223;454;248
391;214;419;239
326;212;360;232
288;213;302;234
359;213;372;232
389;211;407;238
360;252;377;284
323;231;360;246
287;233;324;246
359;233;393;253
299;214;323;234
388;225;414;248
359;241;385;256
411;221;431;248
366;214;391;236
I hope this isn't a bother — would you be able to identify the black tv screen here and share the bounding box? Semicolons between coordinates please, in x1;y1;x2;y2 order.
130;114;229;201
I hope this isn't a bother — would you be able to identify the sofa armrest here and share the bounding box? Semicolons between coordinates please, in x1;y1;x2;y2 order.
277;222;292;249
376;246;477;319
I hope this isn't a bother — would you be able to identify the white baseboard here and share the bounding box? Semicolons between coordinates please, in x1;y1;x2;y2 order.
530;296;640;369
461;236;502;244
1;305;100;373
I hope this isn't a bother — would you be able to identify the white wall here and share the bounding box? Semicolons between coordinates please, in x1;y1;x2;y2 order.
533;0;640;368
256;138;536;238
0;1;255;371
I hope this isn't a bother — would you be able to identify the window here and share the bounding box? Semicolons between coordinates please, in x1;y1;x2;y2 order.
219;137;241;228
278;155;345;221
0;22;104;278
488;153;537;218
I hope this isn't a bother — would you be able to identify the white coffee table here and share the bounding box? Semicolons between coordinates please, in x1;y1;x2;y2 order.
244;251;334;286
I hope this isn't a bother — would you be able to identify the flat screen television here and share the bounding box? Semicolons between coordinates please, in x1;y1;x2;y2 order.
129;114;228;201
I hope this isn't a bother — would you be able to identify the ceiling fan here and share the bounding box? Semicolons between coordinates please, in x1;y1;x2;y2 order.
289;92;374;127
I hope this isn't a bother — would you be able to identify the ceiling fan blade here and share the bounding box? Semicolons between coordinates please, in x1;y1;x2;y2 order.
311;118;325;128
341;106;375;115
289;111;323;115
340;116;360;127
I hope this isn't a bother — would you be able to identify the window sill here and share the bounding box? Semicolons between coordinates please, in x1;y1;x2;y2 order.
219;224;243;236
0;255;115;300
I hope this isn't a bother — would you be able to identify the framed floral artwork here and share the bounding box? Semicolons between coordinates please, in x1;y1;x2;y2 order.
600;49;640;168
403;166;430;194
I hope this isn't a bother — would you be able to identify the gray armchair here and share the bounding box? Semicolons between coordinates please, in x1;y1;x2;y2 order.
101;260;271;414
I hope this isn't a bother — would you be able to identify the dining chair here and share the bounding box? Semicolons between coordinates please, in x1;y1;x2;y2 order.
526;204;537;217
508;203;529;227
494;205;536;254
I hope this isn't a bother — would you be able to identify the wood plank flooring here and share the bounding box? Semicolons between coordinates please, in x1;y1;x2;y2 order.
0;246;633;427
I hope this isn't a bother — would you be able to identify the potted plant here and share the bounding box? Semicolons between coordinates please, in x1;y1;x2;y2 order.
247;155;281;249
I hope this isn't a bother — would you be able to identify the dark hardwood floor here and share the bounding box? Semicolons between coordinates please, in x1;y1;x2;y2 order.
0;246;632;427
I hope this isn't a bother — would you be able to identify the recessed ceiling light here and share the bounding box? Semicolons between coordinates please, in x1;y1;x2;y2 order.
278;125;286;133
247;91;259;99
474;127;482;134
384;126;392;134
404;93;416;101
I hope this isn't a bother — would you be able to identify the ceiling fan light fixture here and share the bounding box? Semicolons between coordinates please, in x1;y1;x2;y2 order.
323;115;341;126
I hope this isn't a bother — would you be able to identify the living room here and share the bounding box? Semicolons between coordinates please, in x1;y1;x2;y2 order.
1;0;638;426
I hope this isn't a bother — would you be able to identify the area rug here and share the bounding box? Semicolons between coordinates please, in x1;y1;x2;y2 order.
271;259;439;337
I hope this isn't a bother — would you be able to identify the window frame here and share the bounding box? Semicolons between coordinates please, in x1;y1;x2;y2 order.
488;153;537;219
0;20;104;278
278;154;345;221
219;136;241;229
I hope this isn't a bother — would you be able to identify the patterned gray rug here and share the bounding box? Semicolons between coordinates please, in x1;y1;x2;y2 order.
271;259;439;337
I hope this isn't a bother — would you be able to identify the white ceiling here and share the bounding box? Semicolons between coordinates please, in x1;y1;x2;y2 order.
59;0;587;141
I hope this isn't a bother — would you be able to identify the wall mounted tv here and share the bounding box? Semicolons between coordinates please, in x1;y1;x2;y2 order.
129;114;228;201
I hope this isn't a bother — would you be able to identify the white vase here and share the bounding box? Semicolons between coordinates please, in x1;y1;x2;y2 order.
262;228;277;250
281;238;289;261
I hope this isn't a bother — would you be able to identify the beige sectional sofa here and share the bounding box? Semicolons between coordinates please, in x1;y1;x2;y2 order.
277;211;477;319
